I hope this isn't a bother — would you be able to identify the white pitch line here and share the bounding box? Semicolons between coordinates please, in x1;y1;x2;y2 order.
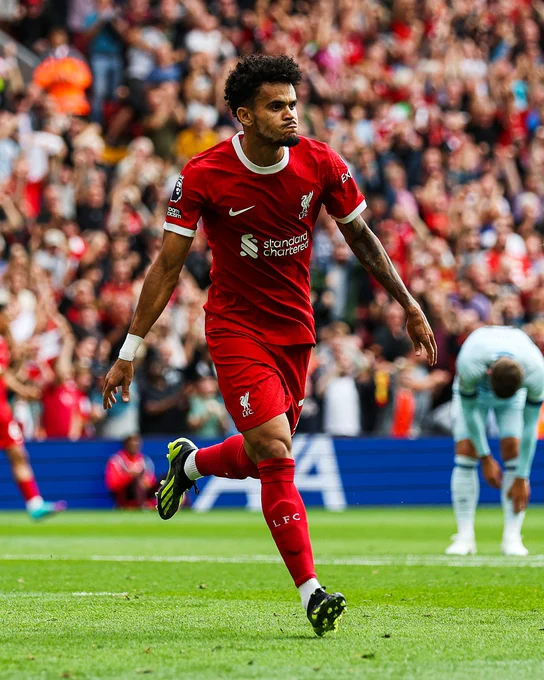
72;592;129;597
0;592;129;599
0;554;543;568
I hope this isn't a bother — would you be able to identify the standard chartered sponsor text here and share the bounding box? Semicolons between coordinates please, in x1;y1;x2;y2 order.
263;232;309;257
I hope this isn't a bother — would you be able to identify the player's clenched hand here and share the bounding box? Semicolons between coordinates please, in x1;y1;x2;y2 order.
508;477;530;513
406;306;438;366
102;359;134;410
481;454;502;489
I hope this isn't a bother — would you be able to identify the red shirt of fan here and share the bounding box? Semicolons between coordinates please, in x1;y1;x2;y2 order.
164;133;366;345
42;380;80;438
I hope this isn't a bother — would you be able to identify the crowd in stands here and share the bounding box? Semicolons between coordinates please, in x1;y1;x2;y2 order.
0;0;544;440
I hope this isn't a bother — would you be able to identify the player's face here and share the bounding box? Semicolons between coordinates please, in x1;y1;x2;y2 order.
251;83;299;147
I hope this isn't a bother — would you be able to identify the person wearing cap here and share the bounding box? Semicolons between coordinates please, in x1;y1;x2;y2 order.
0;290;66;520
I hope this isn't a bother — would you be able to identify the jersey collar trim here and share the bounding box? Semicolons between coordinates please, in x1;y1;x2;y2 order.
231;132;289;175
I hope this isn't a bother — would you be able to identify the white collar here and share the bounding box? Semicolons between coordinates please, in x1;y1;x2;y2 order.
231;131;290;175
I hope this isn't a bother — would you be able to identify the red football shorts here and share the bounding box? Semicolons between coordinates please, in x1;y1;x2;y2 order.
206;331;312;434
0;402;24;449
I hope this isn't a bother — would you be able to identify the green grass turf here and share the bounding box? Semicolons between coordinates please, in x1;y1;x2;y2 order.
1;507;544;680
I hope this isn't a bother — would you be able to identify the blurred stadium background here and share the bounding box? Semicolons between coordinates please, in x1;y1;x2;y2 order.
3;3;544;679
0;0;544;509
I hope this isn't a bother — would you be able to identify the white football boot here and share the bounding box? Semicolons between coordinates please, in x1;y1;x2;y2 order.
445;533;477;556
501;533;529;556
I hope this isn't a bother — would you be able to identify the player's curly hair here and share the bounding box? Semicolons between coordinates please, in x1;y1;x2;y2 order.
224;54;302;120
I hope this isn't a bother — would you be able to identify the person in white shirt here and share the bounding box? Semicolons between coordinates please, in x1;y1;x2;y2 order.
318;353;361;437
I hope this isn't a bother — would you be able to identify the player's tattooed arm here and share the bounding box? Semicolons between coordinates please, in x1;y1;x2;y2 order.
338;214;416;310
337;214;438;365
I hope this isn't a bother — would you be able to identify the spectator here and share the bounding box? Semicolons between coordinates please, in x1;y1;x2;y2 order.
296;373;322;434
33;229;71;291
32;29;93;116
40;319;82;440
142;83;185;160
71;304;103;342
187;375;228;438
105;434;157;509
109;0;169;142
14;0;55;53
0;42;23;110
74;364;95;437
84;0;126;124
76;182;107;232
318;352;362;438
185;11;235;60
6;268;37;343
36;184;65;229
449;278;491;322
100;258;134;310
175;117;218;163
325;241;356;323
147;42;182;86
373;303;412;363
64;279;97;327
139;350;186;435
155;0;187;62
397;352;451;437
0;112;20;183
92;371;141;439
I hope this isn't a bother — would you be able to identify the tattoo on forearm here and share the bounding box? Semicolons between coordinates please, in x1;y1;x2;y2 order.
338;215;415;310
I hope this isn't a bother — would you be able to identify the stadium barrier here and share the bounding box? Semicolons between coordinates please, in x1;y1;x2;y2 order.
1;435;544;510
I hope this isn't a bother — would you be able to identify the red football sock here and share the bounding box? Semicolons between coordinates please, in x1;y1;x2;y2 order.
17;478;41;503
195;435;259;479
258;458;317;587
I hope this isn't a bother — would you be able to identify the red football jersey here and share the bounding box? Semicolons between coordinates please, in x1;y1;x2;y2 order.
164;133;366;345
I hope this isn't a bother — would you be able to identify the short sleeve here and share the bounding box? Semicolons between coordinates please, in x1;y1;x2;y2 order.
456;340;485;396
321;147;366;224
163;160;205;238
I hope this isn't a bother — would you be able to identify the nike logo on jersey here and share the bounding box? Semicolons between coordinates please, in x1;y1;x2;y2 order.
229;206;255;216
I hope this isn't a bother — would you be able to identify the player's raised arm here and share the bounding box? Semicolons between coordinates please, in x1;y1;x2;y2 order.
102;230;192;409
336;214;437;366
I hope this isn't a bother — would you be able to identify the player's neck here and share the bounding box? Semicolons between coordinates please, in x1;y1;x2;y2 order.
241;133;284;168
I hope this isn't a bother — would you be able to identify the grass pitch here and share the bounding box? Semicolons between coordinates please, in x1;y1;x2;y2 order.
1;507;544;680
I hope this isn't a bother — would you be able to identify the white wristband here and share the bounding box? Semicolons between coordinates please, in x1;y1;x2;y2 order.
119;334;144;362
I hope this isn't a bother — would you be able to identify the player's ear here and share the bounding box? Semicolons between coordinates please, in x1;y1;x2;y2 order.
237;106;253;128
